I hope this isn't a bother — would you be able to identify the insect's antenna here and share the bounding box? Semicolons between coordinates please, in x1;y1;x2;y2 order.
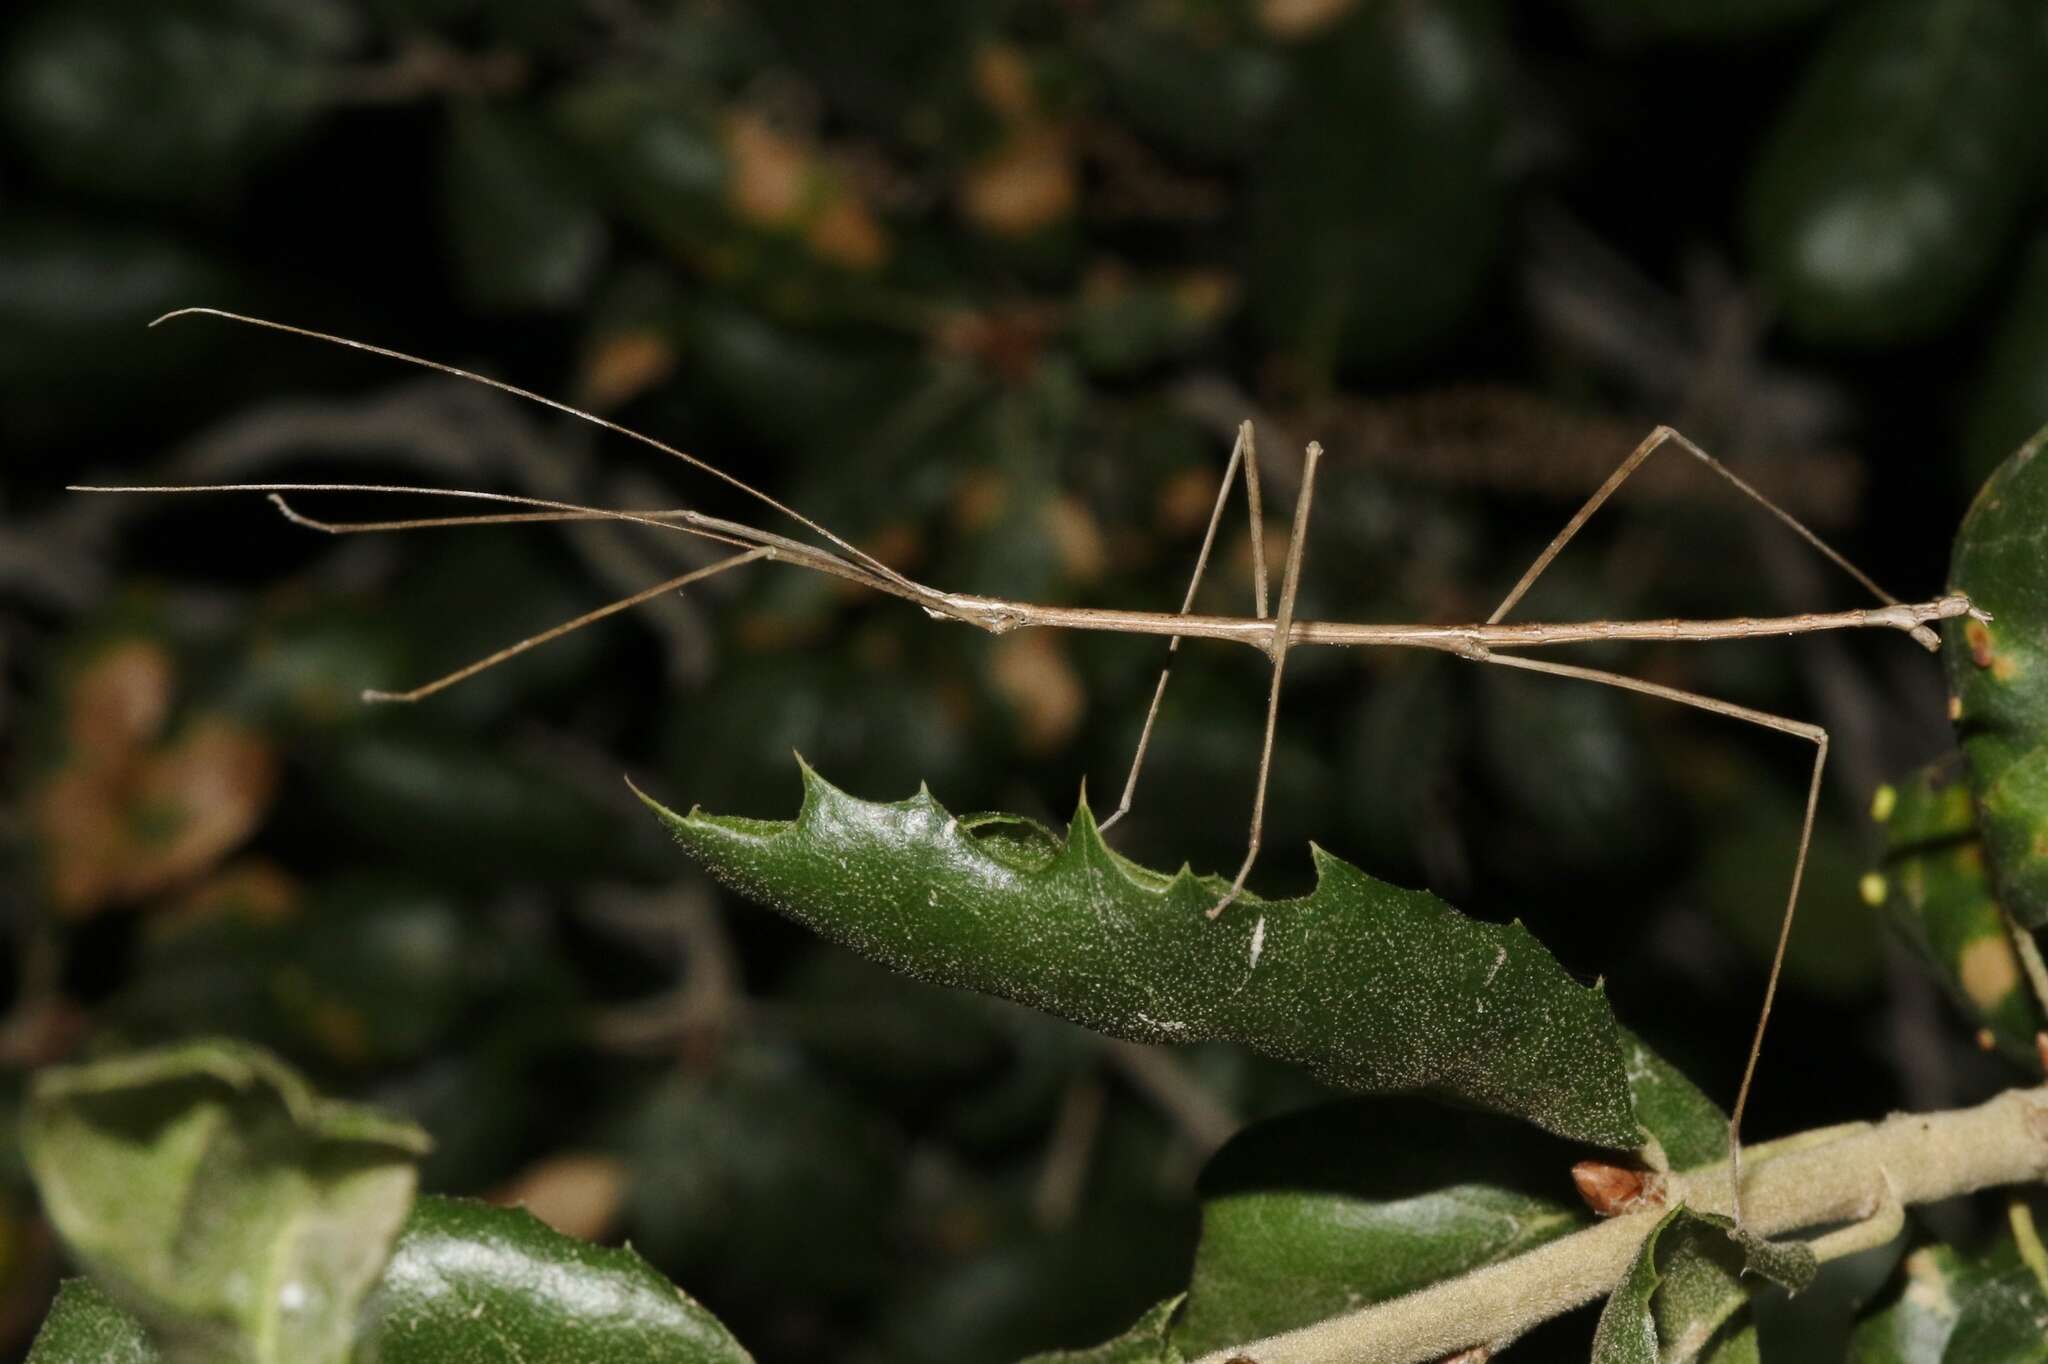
265;497;753;547
148;307;927;597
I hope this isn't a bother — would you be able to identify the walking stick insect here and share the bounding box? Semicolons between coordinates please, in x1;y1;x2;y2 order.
74;307;1983;1221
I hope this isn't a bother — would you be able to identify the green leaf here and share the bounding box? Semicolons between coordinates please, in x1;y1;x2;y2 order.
1593;1208;1816;1364
1943;1213;2048;1364
0;0;350;206
1017;1298;1184;1364
312;730;635;883
1623;1032;1730;1172
22;1038;429;1364
1745;0;2048;346
441;101;607;313
1572;0;1839;41
25;1280;162;1364
1947;429;2048;928
1247;0;1506;376
641;762;1640;1148
354;1195;755;1363
1964;235;2048;491
1867;762;2045;1066
1170;1098;1590;1355
1846;1243;1969;1363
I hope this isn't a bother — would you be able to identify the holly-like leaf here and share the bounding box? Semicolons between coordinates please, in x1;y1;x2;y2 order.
1593;1208;1816;1364
24;1280;161;1364
22;1038;429;1364
1170;1098;1590;1356
1017;1298;1184;1364
354;1195;755;1363
1947;428;2048;928
1867;761;2045;1066
641;762;1639;1148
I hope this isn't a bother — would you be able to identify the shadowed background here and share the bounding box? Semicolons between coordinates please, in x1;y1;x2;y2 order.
4;1;2047;1358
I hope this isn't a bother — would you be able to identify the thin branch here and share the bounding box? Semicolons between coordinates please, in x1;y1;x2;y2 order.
1189;1084;2048;1364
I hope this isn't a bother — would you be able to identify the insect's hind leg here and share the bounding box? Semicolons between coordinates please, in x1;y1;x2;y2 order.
1100;420;1271;834
1474;647;1828;1227
1491;425;1936;649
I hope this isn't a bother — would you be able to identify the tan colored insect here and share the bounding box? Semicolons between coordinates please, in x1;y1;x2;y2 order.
75;308;1983;1219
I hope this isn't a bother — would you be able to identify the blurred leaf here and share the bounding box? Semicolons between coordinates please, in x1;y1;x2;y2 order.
1867;761;2045;1067
1700;787;1878;999
442;101;606;313
1475;668;1662;888
223;602;408;733
616;1042;901;1309
0;215;243;420
1845;1243;1968;1363
356;1195;755;1363
24;1280;160;1364
310;729;630;883
1248;0;1505;376
1849;1225;2048;1363
1092;10;1286;163
1946;429;2048;928
1592;1208;1814;1364
1964;236;2048;491
642;761;1642;1147
1170;1098;1590;1355
1018;1298;1184;1364
1745;0;2048;346
752;0;985;139
275;877;469;1066
0;0;349;206
22;1039;428;1364
1572;0;1838;40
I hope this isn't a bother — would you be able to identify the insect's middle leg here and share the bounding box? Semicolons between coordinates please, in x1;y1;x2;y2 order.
1210;441;1323;920
1100;421;1271;833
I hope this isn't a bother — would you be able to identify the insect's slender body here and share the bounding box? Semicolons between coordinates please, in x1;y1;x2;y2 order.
75;308;1987;1226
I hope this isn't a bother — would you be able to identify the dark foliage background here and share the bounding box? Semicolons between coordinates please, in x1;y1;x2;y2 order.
4;0;2046;1358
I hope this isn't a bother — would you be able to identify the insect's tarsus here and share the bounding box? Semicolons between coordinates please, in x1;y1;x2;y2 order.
83;309;1977;1232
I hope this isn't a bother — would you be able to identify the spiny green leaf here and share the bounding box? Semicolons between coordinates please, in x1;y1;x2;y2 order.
1948;427;2048;929
1170;1098;1590;1356
25;1280;162;1364
355;1195;755;1363
642;762;1639;1147
1592;1208;1816;1364
1867;761;2045;1067
1017;1298;1184;1364
22;1038;429;1364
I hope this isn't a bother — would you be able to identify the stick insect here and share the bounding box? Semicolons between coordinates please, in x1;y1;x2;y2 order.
74;307;1983;1220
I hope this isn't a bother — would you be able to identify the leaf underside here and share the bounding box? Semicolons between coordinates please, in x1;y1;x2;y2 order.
643;761;1639;1148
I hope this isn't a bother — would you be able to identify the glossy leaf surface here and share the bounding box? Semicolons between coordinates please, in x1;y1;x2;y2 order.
1170;1098;1590;1355
23;1281;160;1364
354;1196;755;1364
644;762;1640;1147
